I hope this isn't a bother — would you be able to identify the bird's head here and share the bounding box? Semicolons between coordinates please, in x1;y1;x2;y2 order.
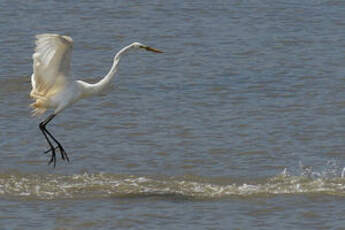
113;42;163;62
132;42;163;53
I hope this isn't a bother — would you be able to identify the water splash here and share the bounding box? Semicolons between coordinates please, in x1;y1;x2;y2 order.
341;168;345;178
298;160;344;179
1;167;345;200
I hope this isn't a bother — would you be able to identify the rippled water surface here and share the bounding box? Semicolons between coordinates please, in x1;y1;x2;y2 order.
2;0;345;229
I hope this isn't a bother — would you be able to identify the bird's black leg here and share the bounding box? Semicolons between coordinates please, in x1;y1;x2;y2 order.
43;127;69;162
39;114;69;167
39;114;57;167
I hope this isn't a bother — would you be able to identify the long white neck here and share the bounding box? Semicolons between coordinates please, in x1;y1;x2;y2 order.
80;43;136;97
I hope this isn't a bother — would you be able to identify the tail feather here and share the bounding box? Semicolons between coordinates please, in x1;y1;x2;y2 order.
30;101;47;117
30;89;48;117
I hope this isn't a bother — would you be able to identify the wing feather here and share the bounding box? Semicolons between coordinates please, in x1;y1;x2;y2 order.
30;34;73;115
31;33;73;98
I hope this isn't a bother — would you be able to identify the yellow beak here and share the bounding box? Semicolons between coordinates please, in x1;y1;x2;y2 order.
144;46;163;53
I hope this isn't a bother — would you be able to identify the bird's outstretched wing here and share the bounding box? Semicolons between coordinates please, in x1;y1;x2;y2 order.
31;33;73;99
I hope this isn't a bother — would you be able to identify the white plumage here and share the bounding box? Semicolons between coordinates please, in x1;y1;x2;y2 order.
30;33;163;167
31;34;73;115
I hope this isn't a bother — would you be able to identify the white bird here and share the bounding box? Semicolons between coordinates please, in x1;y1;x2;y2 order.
30;33;163;167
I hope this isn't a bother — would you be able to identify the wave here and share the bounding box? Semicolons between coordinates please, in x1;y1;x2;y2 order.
1;164;345;200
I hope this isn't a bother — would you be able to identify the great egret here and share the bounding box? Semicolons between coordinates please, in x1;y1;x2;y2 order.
30;33;163;167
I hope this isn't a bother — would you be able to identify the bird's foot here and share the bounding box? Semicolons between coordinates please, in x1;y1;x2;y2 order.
45;145;69;162
44;146;58;154
47;147;57;168
58;145;70;162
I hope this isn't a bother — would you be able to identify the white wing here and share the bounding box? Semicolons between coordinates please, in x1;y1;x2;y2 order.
31;33;73;98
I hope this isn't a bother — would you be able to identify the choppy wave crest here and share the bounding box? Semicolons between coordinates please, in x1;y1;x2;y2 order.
1;164;345;200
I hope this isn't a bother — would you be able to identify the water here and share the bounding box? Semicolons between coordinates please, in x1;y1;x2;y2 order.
1;0;345;229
